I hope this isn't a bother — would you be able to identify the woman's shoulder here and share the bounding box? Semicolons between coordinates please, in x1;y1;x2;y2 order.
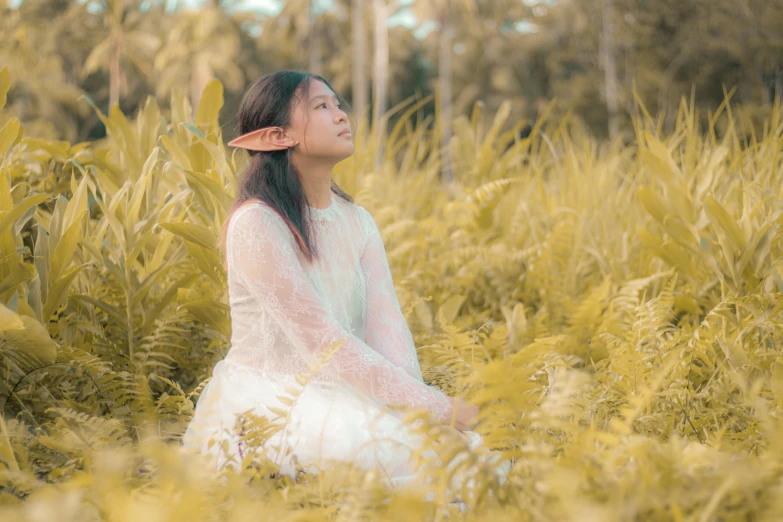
230;196;370;232
346;199;372;225
234;197;274;212
229;199;287;233
344;202;381;253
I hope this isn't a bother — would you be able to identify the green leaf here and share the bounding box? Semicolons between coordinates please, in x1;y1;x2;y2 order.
179;299;230;337
63;175;89;232
132;260;185;308
414;300;433;331
0;310;57;366
638;187;669;224
69;294;126;325
0;167;11;210
183;242;223;284
159;222;217;250
0;117;20;156
0;267;35;300
736;222;772;278
93;195;127;254
195;79;224;128
0;302;24;332
0;193;49;234
123;166;152;239
181;122;205;139
437;295;467;328
109;104;142;176
662;214;698;247
141;273;200;334
181;168;233;210
42;264;85;321
49;211;86;285
0;66;10;109
704;195;747;252
771;357;783;408
160;135;193;171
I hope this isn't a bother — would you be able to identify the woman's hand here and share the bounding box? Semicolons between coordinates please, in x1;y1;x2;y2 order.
449;396;479;431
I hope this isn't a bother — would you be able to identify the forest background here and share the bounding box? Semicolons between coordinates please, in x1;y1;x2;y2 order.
3;0;783;149
2;0;783;520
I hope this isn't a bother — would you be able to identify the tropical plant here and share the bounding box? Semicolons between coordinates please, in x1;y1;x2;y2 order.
2;65;783;520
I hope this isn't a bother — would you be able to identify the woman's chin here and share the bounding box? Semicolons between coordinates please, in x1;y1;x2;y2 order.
339;142;355;158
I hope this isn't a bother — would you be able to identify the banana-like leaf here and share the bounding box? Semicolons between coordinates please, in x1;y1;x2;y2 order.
0;118;20;156
0;302;24;332
159;222;217;250
179;299;230;338
704;195;747;252
0;66;9;109
142;272;200;334
42;264;86;321
637;187;669;224
438;295;467;329
49;210;87;285
69;294;126;325
0;304;57;367
195;79;224;129
160;136;193;171
0;267;35;300
0;193;49;235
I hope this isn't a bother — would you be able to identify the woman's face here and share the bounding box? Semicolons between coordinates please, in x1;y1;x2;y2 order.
287;79;354;162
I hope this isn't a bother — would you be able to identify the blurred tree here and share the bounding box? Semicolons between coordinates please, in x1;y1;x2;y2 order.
351;0;369;127
0;0;86;140
412;0;530;180
82;0;162;109
3;0;779;144
530;0;783;137
601;0;619;140
372;0;389;169
153;0;246;108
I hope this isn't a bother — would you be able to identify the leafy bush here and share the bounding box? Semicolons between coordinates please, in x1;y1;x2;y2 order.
1;64;783;520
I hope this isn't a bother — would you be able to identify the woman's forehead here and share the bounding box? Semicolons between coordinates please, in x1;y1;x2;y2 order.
290;79;337;122
307;80;335;100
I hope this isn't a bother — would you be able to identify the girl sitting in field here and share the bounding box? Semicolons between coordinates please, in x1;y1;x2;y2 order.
182;70;510;503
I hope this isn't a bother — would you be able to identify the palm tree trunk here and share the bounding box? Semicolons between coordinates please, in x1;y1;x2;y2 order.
352;0;369;128
372;0;389;170
110;34;121;109
601;0;619;140
438;0;453;182
308;0;322;75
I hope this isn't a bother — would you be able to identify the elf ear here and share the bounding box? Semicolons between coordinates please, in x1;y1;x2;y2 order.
227;126;299;151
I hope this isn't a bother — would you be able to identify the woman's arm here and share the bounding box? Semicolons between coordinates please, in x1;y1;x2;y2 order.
227;204;454;423
358;206;423;382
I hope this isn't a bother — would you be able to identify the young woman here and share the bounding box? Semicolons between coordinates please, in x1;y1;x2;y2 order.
182;70;510;495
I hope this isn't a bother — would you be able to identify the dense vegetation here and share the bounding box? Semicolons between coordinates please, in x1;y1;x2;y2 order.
2;0;781;145
1;64;783;519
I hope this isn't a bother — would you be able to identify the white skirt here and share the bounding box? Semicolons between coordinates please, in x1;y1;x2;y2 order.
182;358;511;498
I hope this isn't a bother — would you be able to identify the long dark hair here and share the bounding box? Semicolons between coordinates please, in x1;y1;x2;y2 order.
220;70;353;267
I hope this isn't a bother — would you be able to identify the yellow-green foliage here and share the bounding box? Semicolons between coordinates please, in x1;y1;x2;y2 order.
1;63;783;520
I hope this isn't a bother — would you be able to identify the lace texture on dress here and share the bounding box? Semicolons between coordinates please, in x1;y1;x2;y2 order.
223;193;454;423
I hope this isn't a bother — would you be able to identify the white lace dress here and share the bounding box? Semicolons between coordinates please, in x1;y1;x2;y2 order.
181;192;510;493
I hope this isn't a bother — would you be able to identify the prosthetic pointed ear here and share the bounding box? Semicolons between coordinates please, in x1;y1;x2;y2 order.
227;126;299;151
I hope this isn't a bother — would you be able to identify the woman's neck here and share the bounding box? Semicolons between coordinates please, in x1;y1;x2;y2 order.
293;157;335;209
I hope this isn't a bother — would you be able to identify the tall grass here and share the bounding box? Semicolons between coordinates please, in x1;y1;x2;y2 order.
1;64;783;519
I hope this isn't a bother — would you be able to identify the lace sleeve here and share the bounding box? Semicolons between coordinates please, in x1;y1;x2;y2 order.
358;207;424;382
227;204;454;423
